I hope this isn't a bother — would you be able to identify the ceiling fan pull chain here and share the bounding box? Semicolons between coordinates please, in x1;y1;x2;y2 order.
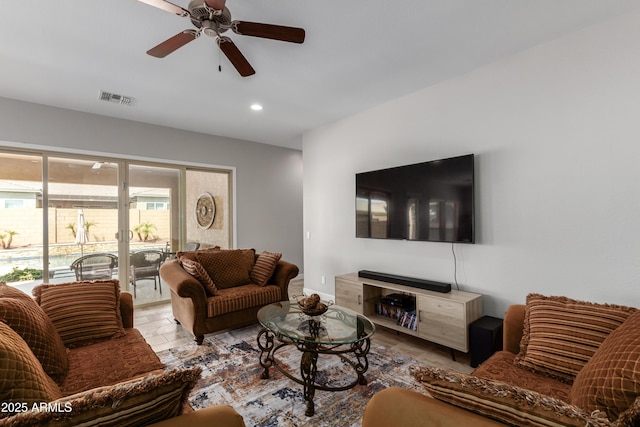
218;44;222;72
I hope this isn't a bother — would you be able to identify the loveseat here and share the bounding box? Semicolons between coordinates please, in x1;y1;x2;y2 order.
362;294;639;427
160;248;299;345
0;280;245;426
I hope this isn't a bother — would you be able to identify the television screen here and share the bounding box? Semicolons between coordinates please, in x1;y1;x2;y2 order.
356;154;474;243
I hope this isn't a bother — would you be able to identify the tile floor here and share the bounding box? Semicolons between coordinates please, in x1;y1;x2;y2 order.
135;279;473;374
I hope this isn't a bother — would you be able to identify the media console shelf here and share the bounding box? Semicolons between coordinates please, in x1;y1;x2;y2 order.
335;273;483;353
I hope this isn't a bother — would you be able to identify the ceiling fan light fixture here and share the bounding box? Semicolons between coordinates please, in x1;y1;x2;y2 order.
140;0;304;76
250;103;263;111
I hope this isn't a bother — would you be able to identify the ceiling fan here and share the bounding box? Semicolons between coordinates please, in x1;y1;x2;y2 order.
138;0;305;77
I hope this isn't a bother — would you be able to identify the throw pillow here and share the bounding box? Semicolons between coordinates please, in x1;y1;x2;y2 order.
2;367;201;426
0;320;63;412
514;293;636;383
250;251;282;286
196;248;256;289
0;283;69;382
180;258;218;296
570;310;640;422
32;280;126;348
411;365;614;427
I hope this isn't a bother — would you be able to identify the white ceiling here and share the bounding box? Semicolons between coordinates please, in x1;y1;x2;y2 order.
1;1;639;150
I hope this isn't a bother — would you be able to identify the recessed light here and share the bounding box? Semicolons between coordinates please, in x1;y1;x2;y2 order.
250;103;263;111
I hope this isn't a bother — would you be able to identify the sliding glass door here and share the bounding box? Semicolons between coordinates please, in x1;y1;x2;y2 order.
47;156;121;284
0;152;43;294
0;147;233;306
129;163;180;304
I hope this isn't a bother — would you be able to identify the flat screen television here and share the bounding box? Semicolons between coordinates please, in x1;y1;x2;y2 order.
356;154;475;243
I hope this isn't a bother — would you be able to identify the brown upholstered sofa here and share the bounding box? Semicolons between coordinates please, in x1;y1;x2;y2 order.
160;248;299;345
362;294;639;427
0;280;245;427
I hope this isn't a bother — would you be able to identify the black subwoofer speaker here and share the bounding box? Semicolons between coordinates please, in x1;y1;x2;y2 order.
469;316;504;368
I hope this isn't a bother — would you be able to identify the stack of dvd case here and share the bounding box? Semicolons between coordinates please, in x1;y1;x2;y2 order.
396;310;417;331
374;293;417;331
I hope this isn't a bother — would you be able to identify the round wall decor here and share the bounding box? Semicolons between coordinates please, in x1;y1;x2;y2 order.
195;192;216;229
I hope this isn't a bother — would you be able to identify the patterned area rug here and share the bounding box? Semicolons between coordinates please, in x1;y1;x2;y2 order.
158;324;426;427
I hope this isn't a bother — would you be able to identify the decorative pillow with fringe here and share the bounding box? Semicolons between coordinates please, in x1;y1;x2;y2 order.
411;365;614;427
196;248;255;289
32;280;125;348
571;310;640;422
0;320;63;413
2;367;202;427
250;251;282;286
180;258;218;296
0;282;69;382
514;294;636;384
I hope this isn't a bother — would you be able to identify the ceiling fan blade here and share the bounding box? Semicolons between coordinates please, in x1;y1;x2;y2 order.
137;0;189;17
217;37;255;77
204;0;226;10
147;30;199;58
232;21;305;44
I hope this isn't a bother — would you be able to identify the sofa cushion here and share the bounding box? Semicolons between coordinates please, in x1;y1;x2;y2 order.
412;365;614;427
570;310;640;422
60;328;165;396
33;280;126;348
181;258;218;296
250;251;282;286
197;248;256;289
514;293;636;384
2;367;201;426
0;320;62;412
472;351;571;402
0;283;69;383
207;284;281;317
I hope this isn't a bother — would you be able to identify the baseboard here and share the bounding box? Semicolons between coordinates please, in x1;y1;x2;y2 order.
303;287;335;303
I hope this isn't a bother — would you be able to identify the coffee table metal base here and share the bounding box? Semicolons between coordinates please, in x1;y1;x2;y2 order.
257;325;370;416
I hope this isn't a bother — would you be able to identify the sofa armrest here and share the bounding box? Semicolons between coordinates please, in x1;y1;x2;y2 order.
362;387;506;427
147;405;246;427
160;260;208;300
503;304;526;354
268;260;299;300
120;291;134;328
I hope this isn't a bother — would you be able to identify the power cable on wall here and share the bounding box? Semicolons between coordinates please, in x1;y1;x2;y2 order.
451;242;460;290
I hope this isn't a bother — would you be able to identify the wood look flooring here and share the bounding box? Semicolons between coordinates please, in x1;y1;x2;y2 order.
135;279;473;374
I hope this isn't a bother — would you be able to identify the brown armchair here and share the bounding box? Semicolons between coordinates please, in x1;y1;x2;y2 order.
160;255;299;345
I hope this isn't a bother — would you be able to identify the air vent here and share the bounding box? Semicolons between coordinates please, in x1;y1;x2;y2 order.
98;90;134;106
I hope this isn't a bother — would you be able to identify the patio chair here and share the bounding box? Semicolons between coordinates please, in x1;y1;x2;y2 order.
70;253;118;281
185;241;200;251
162;241;176;262
130;250;164;298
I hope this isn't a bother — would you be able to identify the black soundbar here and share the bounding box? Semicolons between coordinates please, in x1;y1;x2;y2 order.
358;270;451;293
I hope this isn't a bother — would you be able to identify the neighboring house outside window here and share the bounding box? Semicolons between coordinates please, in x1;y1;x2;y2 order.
4;199;25;208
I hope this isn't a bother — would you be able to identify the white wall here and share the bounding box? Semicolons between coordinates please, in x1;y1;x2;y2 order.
0;98;304;271
303;9;640;316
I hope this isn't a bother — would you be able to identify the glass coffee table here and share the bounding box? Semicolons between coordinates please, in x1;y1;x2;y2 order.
257;301;375;416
